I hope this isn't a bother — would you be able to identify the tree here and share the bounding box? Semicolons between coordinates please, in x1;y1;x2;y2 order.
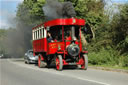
0;29;7;54
17;0;45;26
111;3;128;55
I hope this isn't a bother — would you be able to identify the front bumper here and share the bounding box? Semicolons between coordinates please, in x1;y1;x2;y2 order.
29;57;38;63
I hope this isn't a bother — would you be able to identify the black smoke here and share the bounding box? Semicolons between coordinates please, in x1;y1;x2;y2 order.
43;0;76;21
4;21;33;58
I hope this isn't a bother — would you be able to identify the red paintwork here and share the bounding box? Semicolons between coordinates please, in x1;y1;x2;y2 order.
82;51;88;54
33;38;47;53
66;36;72;41
44;18;85;27
40;55;44;61
63;59;68;65
47;42;64;55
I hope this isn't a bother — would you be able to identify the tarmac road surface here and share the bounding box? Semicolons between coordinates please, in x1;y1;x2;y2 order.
0;59;128;85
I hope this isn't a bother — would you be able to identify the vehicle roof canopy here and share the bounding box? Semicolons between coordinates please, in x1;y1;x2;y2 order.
32;18;85;30
44;18;85;27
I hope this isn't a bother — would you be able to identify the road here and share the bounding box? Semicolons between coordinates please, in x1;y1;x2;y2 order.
0;59;128;85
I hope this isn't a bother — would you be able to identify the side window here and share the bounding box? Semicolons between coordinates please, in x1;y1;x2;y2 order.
41;26;44;38
32;30;34;40
38;29;40;39
38;28;40;39
40;28;42;38
44;28;46;38
42;28;44;38
33;26;44;40
34;30;36;40
36;29;38;39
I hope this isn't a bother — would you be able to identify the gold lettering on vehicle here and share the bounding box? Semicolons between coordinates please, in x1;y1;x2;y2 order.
49;43;57;49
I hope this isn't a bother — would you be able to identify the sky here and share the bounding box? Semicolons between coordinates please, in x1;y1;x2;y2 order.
0;0;128;29
0;0;23;28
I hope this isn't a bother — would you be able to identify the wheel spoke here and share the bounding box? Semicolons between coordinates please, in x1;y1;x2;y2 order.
56;58;59;70
81;57;85;69
80;55;88;70
38;57;40;67
56;55;63;71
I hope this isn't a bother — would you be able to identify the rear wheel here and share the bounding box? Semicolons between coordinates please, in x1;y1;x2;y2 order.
80;54;88;70
38;55;46;68
56;55;63;71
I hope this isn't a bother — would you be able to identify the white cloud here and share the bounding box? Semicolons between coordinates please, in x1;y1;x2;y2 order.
0;10;16;29
0;21;10;29
0;0;22;29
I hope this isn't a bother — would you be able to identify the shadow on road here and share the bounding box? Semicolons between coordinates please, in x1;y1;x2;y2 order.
9;58;85;71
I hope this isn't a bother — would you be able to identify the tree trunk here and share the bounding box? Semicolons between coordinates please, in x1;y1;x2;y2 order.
90;26;95;40
81;32;88;46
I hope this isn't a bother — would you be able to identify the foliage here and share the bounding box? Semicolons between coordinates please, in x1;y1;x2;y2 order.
88;47;118;65
16;0;45;26
112;4;128;55
88;3;128;68
0;29;7;54
0;29;7;38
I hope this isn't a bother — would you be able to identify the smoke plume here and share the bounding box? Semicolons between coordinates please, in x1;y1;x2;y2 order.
4;21;33;58
43;0;76;21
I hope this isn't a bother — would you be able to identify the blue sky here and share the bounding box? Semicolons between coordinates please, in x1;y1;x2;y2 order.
0;0;23;28
112;0;128;3
0;0;128;29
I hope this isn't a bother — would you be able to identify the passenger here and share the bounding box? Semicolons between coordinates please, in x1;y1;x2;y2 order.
65;33;71;41
47;32;53;42
54;36;58;42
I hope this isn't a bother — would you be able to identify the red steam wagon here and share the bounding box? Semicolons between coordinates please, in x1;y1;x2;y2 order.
32;18;88;70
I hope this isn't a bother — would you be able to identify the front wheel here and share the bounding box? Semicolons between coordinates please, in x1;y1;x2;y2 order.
56;55;63;71
81;54;88;70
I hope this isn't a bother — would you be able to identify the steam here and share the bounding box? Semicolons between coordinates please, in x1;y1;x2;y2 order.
43;0;76;21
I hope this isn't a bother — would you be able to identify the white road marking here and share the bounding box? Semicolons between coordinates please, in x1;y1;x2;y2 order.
8;59;110;85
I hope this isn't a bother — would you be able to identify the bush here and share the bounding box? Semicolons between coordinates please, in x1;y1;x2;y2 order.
88;48;120;66
119;55;128;67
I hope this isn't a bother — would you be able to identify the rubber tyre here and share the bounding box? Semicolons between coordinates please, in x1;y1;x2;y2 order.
81;54;88;70
24;60;27;64
26;59;30;64
56;55;63;71
38;56;46;68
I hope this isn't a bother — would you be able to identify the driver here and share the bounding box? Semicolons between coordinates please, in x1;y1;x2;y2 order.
47;32;53;42
65;33;71;41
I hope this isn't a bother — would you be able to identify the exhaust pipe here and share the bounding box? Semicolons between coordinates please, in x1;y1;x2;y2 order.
71;26;76;41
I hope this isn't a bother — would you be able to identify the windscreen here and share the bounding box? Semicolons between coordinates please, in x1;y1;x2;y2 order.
64;26;80;41
47;26;62;42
